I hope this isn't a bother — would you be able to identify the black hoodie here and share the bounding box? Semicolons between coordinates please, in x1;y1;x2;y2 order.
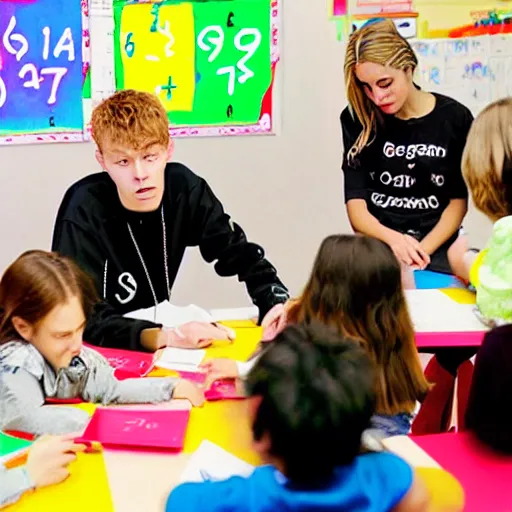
52;162;289;351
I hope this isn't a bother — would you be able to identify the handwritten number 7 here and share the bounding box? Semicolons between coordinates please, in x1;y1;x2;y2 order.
125;33;135;58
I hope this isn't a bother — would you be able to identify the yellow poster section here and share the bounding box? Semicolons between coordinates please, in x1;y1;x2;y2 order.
414;0;512;38
119;2;196;111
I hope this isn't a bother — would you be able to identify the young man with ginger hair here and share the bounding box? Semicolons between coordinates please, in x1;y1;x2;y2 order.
52;90;288;352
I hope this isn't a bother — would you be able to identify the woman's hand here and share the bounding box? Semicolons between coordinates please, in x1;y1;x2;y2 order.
173;379;205;407
387;232;430;270
199;358;240;389
26;434;85;489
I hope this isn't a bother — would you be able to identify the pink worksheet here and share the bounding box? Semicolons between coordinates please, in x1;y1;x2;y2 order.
81;407;190;450
84;344;154;378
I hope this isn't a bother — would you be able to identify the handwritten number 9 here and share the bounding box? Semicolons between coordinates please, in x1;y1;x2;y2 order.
125;33;135;58
3;16;29;62
234;28;261;84
197;25;224;63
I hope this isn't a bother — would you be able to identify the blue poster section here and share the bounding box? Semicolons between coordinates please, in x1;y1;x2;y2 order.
0;0;84;136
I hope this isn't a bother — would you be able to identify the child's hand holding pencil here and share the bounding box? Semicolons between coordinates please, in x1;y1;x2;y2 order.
25;434;87;489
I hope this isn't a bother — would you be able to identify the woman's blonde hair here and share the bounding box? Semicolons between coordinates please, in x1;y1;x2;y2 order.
344;19;418;163
462;97;512;221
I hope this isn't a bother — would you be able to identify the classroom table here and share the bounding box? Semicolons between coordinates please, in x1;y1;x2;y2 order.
7;323;263;512
414;432;512;512
5;309;489;511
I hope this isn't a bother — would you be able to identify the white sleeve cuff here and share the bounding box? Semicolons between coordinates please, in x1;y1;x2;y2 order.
236;359;257;378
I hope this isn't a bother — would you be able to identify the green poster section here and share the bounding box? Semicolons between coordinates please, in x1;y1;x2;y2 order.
113;0;272;127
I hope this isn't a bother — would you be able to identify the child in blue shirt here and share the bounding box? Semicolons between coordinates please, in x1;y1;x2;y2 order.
167;323;430;512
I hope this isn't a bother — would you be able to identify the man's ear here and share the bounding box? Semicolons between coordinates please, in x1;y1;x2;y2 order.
11;316;34;342
95;149;106;170
167;139;174;161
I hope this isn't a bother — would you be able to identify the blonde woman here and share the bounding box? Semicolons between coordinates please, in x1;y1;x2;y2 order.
448;98;512;324
341;19;473;274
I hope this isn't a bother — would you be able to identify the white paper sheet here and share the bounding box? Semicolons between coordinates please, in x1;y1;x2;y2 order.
209;306;259;322
153;347;206;372
405;289;487;333
382;435;441;469
180;440;255;483
124;301;214;327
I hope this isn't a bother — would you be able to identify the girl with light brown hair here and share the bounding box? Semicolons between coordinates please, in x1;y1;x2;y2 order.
448;97;512;324
0;250;204;437
341;19;473;276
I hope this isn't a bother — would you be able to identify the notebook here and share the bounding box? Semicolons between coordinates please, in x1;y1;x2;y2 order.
205;379;245;401
84;344;155;378
0;431;33;466
153;347;206;373
80;406;191;451
382;435;441;468
180;440;255;483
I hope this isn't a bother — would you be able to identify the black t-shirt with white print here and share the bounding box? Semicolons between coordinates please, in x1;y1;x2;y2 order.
341;93;473;239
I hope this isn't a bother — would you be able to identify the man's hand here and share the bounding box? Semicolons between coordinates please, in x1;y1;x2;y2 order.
141;322;236;351
261;303;288;341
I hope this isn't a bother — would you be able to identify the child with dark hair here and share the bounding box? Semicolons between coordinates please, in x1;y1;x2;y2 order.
167;323;430;511
465;324;512;454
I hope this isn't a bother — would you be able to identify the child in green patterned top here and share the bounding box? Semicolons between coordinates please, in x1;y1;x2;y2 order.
448;97;512;325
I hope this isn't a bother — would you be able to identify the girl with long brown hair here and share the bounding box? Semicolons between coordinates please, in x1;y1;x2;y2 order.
341;19;473;275
202;235;430;436
0;250;204;436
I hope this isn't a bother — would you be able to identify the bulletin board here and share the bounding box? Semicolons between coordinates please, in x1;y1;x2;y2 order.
329;1;512;116
0;0;279;145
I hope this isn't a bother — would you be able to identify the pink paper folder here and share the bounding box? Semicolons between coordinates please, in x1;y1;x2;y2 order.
83;344;154;379
415;331;486;349
205;379;244;401
81;407;190;451
413;432;512;512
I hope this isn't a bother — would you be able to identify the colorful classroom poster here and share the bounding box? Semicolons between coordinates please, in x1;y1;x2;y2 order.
111;0;278;136
0;0;89;144
331;1;512;41
414;0;512;39
412;35;512;115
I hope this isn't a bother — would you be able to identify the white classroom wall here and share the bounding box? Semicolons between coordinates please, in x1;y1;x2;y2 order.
0;0;492;309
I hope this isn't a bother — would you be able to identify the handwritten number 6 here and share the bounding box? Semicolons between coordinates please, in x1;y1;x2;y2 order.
0;77;6;108
125;33;135;58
